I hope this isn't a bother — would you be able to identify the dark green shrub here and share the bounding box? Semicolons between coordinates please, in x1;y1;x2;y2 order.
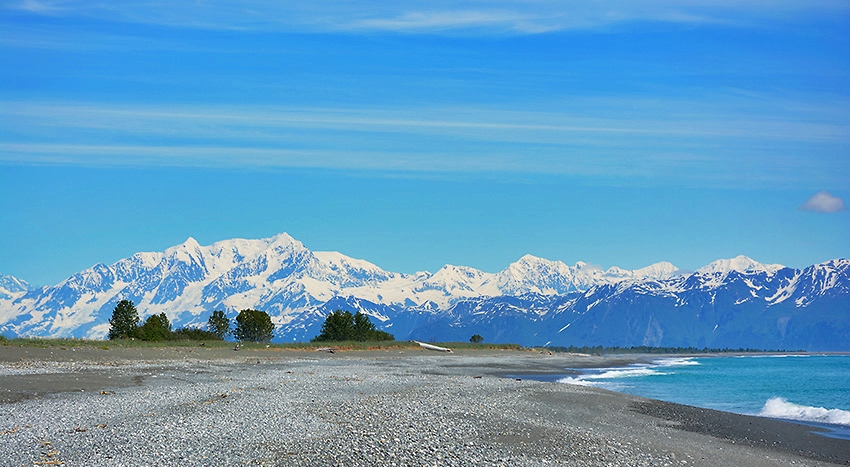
138;312;171;341
233;309;274;342
312;310;394;342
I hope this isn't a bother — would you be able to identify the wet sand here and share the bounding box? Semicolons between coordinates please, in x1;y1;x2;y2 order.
1;344;847;466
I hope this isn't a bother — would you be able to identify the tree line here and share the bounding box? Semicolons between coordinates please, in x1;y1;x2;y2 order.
108;301;395;344
108;300;275;342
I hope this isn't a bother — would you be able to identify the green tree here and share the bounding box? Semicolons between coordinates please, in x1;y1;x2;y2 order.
108;299;140;340
233;309;275;342
352;311;376;341
312;310;354;341
312;310;394;342
469;334;484;343
207;310;230;339
139;312;171;341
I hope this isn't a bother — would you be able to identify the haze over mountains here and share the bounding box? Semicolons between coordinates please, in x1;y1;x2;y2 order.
1;233;847;350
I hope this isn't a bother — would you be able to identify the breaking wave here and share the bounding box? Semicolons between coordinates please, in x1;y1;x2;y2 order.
653;357;700;367
759;397;850;427
557;363;674;387
558;357;699;386
557;368;661;387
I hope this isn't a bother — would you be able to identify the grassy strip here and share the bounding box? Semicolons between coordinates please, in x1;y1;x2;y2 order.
0;336;523;352
2;337;795;354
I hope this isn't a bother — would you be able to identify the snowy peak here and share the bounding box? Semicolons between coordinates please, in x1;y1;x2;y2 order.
182;236;201;249
508;254;570;276
0;273;30;292
494;255;680;295
431;264;489;281
265;232;307;255
0;273;30;300
697;255;784;276
808;258;849;274
310;251;395;286
420;264;494;295
497;255;575;295
792;258;850;302
313;251;387;276
633;261;680;280
166;236;203;258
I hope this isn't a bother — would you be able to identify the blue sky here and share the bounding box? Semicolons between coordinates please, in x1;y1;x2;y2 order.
1;1;848;286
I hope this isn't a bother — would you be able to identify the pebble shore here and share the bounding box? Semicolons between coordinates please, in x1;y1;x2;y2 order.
1;347;847;466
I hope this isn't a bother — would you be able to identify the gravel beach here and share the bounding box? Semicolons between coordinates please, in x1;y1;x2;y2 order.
1;345;847;466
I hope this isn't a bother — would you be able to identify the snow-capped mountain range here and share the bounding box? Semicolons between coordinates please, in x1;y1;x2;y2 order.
1;233;847;350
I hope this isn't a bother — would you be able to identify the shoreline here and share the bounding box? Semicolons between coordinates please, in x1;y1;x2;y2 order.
1;345;848;466
510;353;850;441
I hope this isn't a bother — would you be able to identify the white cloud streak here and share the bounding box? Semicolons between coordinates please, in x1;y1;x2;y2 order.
4;100;848;144
799;191;848;213
4;0;849;34
1;100;848;188
16;0;58;13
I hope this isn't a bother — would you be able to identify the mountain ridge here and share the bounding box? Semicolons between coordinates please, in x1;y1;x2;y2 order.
1;233;847;350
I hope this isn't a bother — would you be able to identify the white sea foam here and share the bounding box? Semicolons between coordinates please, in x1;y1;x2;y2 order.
653;357;700;367
593;367;664;379
759;397;850;427
557;364;665;387
742;354;813;358
556;376;602;387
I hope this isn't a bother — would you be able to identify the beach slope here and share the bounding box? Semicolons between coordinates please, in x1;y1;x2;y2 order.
1;346;847;466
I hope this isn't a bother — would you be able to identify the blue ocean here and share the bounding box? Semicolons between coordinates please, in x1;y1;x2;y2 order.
557;354;850;439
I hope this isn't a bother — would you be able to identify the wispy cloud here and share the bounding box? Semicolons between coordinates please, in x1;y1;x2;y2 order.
1;100;847;187
799;191;848;213
348;10;559;34
5;1;849;34
4;99;848;143
15;0;59;13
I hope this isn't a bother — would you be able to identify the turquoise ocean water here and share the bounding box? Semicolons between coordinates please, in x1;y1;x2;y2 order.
556;355;850;439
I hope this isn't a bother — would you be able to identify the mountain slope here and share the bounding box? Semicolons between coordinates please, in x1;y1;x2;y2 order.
0;273;29;299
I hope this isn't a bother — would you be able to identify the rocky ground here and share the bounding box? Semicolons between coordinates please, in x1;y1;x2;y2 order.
0;345;847;466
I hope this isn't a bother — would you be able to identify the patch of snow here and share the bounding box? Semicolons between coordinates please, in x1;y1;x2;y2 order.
697;255;784;276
